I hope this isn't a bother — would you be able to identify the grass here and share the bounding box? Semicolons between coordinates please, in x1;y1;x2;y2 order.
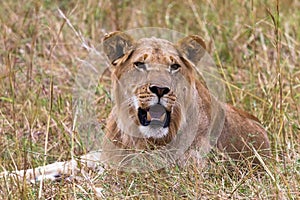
0;0;299;199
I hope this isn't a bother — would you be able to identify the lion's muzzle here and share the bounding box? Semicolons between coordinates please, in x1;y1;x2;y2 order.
137;85;172;129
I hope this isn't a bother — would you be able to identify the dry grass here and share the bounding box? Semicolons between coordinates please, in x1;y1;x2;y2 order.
0;0;299;199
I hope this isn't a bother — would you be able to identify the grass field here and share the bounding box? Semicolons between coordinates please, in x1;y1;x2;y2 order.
0;0;299;199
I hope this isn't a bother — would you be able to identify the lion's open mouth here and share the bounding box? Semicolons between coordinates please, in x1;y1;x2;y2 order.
138;104;171;128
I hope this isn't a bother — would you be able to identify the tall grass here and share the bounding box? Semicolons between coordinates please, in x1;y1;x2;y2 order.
0;0;299;199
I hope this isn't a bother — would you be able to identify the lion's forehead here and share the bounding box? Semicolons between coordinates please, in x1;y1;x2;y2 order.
134;38;179;58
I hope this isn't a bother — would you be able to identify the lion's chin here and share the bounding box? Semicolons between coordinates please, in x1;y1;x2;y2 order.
138;126;169;139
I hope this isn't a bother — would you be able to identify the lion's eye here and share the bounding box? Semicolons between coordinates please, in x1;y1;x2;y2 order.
134;62;146;70
170;64;181;71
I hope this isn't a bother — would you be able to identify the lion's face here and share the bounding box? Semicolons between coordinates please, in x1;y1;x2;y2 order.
103;32;206;141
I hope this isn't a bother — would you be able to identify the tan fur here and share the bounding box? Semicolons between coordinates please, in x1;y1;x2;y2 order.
101;32;270;166
1;32;270;182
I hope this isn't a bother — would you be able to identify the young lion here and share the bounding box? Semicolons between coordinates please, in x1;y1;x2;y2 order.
1;32;270;181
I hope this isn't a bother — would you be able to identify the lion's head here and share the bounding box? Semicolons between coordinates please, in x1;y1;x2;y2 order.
102;32;211;150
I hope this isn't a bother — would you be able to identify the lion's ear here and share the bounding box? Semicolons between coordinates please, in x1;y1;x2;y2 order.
103;31;134;65
177;35;206;65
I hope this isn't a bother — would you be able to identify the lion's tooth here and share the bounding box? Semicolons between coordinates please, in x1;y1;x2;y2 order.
160;113;166;122
147;111;152;121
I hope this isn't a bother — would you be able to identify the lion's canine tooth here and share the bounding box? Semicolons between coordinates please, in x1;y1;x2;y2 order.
147;111;152;121
160;113;166;122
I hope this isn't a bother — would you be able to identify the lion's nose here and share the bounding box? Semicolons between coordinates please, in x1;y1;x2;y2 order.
149;85;170;98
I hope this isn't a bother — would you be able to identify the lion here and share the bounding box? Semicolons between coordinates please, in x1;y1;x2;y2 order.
0;31;270;181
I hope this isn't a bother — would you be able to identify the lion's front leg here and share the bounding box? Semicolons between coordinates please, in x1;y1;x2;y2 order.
0;160;79;183
0;151;104;183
